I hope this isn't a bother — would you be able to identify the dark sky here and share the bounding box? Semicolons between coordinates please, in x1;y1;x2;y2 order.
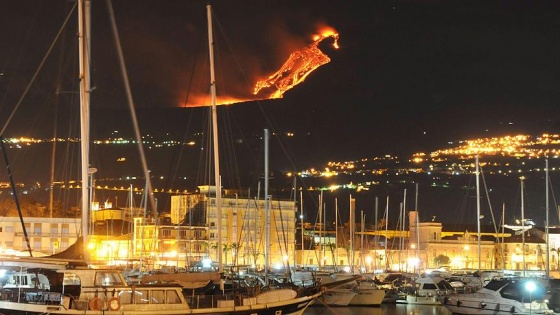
2;0;560;162
2;0;560;226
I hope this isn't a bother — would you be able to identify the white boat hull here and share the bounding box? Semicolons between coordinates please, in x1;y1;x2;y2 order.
348;285;386;306
320;289;357;306
442;294;554;315
396;293;442;305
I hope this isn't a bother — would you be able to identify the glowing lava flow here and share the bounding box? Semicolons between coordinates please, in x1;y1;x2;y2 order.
253;28;340;99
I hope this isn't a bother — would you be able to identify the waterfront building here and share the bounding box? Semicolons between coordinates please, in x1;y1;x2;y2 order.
170;191;297;270
0;217;80;256
0;199;557;277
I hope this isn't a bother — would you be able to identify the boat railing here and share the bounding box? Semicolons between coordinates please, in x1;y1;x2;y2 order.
0;287;64;304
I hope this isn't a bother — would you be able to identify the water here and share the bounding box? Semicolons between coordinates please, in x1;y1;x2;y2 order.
305;304;452;315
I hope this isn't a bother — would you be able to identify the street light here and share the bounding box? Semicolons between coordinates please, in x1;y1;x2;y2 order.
525;281;536;314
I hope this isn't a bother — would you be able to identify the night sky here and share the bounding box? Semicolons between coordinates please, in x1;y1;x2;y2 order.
2;1;560;163
2;1;560;224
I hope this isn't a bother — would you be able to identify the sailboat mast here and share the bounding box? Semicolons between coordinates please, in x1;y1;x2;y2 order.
206;4;223;273
264;129;270;283
349;195;355;273
385;196;389;270
374;196;378;271
521;176;526;277
415;183;420;272
546;158;550;279
360;211;365;272
475;156;481;273
300;190;304;265
335;198;338;271
78;0;91;262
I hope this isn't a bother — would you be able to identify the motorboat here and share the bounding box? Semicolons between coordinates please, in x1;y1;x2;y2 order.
396;276;454;305
347;279;386;306
440;278;555;315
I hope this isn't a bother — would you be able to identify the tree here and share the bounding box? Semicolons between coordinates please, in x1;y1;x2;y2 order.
434;254;450;266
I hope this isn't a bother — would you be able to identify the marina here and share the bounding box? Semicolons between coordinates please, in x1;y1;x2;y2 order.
2;0;560;314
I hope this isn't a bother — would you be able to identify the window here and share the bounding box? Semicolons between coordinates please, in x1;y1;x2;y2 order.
119;291;133;305
61;224;70;235
94;271;125;286
16;275;29;286
50;224;58;236
166;290;181;304
152;290;164;304
34;223;42;235
33;238;41;251
423;283;437;290
134;290;149;304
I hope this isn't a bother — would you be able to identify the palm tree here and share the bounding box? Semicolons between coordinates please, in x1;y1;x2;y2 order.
209;242;218;262
230;242;239;266
223;243;230;265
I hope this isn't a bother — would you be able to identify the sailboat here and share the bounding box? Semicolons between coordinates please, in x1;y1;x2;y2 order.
0;2;320;314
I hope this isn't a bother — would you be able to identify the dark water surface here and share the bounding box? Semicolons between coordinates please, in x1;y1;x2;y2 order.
305;304;453;315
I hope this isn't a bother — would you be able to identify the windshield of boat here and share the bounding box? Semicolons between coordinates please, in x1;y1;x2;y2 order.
94;271;126;286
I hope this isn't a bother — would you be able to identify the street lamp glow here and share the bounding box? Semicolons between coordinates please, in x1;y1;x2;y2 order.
525;281;536;293
202;258;212;268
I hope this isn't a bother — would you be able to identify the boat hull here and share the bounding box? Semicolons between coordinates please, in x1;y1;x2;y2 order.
348;287;386;306
319;289;357;306
396;294;442;305
441;295;553;315
0;292;318;315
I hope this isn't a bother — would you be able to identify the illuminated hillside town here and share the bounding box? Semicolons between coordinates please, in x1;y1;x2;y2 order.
4;133;560;193
0;134;559;277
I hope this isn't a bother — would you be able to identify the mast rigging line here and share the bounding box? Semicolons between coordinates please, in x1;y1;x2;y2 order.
105;0;157;214
0;3;77;135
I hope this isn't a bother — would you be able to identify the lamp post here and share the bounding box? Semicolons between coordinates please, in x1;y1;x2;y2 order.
526;281;536;314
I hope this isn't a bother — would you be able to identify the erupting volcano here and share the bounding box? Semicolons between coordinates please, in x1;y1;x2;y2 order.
253;28;340;99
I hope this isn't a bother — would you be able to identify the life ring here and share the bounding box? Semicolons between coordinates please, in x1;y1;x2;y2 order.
88;297;103;311
108;297;121;311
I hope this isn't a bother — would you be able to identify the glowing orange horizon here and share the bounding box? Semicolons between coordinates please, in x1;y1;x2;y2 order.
253;27;340;99
180;94;255;107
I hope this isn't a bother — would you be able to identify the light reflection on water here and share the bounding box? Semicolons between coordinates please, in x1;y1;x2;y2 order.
304;304;453;315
